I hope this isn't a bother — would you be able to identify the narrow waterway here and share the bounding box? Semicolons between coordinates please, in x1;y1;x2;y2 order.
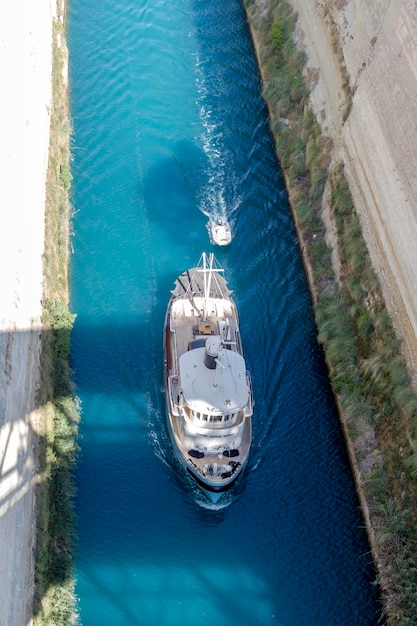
68;1;382;624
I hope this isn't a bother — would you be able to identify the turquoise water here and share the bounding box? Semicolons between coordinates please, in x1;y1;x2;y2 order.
68;1;382;624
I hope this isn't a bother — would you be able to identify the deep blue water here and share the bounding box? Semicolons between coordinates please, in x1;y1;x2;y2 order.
68;1;382;624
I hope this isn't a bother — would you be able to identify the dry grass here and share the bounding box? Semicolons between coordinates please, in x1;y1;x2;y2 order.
33;2;79;624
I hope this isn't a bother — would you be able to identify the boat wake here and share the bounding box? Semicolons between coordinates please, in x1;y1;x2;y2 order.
194;50;240;242
194;493;235;511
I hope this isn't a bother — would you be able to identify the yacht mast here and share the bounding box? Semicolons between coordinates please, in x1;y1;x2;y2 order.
197;253;223;320
204;253;214;320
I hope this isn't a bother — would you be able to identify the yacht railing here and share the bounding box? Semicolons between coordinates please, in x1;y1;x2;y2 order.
244;371;254;416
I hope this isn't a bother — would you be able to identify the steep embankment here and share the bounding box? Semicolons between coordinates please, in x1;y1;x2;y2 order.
245;0;417;622
290;0;417;378
0;1;55;624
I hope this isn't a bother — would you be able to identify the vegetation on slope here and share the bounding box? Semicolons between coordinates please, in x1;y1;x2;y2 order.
243;0;417;623
33;3;79;624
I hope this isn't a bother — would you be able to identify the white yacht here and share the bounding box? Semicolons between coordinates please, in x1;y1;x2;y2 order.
164;253;253;502
209;217;232;246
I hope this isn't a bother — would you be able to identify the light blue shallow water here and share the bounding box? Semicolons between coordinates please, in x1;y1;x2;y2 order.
68;1;382;624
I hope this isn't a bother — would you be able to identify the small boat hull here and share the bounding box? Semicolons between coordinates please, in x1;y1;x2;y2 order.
209;218;232;246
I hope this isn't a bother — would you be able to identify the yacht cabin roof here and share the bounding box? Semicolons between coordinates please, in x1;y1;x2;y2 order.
179;344;248;414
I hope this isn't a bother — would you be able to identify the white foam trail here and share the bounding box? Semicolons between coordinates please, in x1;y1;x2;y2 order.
193;49;234;224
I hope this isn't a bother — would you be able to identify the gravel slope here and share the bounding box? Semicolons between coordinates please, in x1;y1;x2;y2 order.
0;1;55;624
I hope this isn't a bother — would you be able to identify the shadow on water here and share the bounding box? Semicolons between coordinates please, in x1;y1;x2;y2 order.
68;301;384;624
0;259;382;622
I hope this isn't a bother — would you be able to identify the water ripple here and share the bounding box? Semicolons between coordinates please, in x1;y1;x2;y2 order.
69;0;382;624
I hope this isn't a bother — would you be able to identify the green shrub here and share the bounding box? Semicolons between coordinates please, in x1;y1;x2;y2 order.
268;18;285;57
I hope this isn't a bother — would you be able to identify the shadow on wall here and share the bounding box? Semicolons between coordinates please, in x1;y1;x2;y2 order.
1;323;80;621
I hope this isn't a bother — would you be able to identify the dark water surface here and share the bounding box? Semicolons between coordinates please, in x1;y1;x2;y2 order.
68;1;382;624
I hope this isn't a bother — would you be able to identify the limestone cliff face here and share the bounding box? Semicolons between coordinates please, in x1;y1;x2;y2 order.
290;0;417;377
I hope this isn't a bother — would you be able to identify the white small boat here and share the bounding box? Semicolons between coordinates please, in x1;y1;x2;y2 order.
209;217;232;246
164;253;253;502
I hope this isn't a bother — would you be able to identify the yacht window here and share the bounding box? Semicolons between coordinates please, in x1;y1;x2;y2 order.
213;415;222;422
203;414;208;421
197;412;201;420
